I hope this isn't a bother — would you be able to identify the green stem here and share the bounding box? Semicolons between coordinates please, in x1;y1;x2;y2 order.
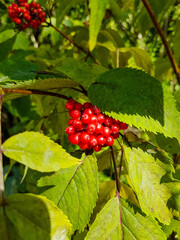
2;88;70;100
46;22;99;64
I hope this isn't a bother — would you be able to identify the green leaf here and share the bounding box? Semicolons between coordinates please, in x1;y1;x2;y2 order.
2;131;79;172
90;181;116;223
56;58;107;89
90;181;139;223
88;68;180;143
128;47;153;74
88;68;164;124
2;68;78;90
163;219;180;238
37;154;99;231
124;146;174;224
55;0;74;26
0;59;38;84
0;193;72;240
86;197;122;240
86;197;166;240
0;35;17;62
89;0;109;51
148;0;176;17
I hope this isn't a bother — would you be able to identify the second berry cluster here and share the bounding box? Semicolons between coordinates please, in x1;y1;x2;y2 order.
65;99;128;152
8;0;46;29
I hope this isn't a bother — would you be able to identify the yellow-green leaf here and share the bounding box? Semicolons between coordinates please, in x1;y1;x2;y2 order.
2;131;79;172
124;146;173;224
0;193;72;240
89;0;109;51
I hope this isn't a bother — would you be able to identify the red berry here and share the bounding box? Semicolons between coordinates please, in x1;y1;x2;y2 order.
17;7;22;13
32;9;38;14
90;114;98;124
113;119;121;124
68;134;80;145
104;116;113;127
36;4;41;8
74;102;82;111
93;145;102;152
68;99;76;104
89;136;98;147
15;18;22;24
101;127;111;137
80;132;90;144
24;2;29;8
106;136;114;146
97;114;105;124
8;9;13;15
81;114;90;124
95;123;103;134
90;105;101;115
65;102;74;110
119;122;128;130
72;119;82;130
38;8;43;13
79;142;89;150
83;102;92;109
13;6;18;11
69;110;81;119
30;1;36;8
22;8;28;14
65;126;75;135
84;108;93;115
41;17;46;22
97;135;106;145
24;14;31;21
68;119;74;125
87;123;96;134
111;132;119;139
22;23;28;29
12;3;18;7
41;12;46;17
111;124;120;134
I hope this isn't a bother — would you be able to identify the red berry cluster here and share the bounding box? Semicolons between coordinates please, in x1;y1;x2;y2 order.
8;0;46;29
65;99;128;152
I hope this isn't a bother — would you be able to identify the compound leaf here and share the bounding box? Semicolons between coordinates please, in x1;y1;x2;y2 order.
0;193;72;240
2;131;79;172
37;154;99;232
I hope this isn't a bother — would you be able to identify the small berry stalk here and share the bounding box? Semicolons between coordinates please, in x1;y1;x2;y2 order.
65;99;128;152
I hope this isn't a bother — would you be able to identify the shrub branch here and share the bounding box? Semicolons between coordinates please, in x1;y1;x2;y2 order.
110;146;123;240
141;0;180;84
46;22;99;64
0;90;5;206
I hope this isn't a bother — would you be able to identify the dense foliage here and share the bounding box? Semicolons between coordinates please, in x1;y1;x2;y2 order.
0;0;180;239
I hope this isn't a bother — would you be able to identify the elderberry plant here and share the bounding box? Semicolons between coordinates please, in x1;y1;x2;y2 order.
0;0;180;240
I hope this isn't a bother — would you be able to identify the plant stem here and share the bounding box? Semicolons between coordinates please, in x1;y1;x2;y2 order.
0;90;5;206
141;0;180;84
110;146;123;240
2;88;70;100
46;22;99;64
